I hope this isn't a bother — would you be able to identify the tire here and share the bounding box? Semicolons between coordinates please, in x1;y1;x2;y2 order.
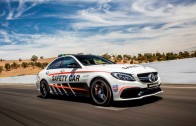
90;78;112;106
40;80;50;98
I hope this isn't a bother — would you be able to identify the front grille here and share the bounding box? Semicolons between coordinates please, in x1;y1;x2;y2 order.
137;72;158;83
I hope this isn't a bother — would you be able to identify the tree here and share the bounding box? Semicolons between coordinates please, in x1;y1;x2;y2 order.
130;59;134;64
143;53;154;62
173;53;178;59
156;52;162;61
183;51;190;58
5;63;11;71
30;62;35;68
0;66;3;74
31;55;38;62
123;54;131;60
116;55;123;62
41;62;48;69
21;62;28;68
40;56;44;59
137;54;145;62
0;59;2;62
190;51;196;57
133;56;137;60
11;62;18;69
144;53;153;62
19;58;22;62
102;53;111;60
162;53;166;61
35;62;42;68
166;52;176;60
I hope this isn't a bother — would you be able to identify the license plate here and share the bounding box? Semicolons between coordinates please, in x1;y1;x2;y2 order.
148;83;159;88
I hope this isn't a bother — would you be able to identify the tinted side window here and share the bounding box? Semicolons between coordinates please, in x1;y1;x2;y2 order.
94;58;106;64
75;55;114;66
47;58;63;69
62;57;80;68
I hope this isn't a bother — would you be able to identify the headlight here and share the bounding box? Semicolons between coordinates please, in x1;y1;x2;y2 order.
111;72;135;81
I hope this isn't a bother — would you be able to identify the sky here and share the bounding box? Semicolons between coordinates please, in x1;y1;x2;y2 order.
0;0;196;60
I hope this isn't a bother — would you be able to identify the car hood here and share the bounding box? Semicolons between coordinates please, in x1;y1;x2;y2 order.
85;64;157;74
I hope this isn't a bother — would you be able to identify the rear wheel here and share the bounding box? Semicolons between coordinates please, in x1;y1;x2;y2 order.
90;78;112;106
40;80;50;98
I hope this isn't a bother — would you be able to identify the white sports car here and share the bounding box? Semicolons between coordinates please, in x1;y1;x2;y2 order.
36;54;162;106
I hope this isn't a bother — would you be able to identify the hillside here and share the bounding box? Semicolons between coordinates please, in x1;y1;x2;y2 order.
0;58;55;77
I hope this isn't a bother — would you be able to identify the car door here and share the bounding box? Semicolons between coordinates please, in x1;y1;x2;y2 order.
46;56;88;96
44;57;65;95
60;57;89;96
45;57;64;84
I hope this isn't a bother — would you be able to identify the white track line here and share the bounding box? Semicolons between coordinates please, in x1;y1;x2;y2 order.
162;86;196;89
95;106;127;111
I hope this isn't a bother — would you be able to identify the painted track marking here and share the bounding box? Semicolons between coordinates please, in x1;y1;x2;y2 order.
95;106;127;111
162;86;196;89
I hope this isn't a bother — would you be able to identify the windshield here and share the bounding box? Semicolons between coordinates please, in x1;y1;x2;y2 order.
75;55;115;66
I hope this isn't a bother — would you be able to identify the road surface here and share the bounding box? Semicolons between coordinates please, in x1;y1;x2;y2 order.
0;84;195;126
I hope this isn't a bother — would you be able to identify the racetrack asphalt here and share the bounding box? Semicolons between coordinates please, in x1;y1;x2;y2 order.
0;84;195;126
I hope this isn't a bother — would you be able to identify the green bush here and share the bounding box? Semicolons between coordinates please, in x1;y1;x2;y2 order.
5;63;11;71
30;62;35;66
116;55;123;62
21;62;28;68
41;62;48;69
0;66;3;74
102;53;111;60
11;62;18;69
31;55;38;62
130;59;133;64
35;62;42;68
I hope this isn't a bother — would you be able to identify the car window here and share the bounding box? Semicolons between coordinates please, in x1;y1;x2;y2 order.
75;55;114;66
47;57;80;69
47;58;63;69
94;58;108;64
61;57;80;68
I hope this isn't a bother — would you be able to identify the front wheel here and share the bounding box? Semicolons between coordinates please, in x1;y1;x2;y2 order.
40;80;50;98
90;78;112;106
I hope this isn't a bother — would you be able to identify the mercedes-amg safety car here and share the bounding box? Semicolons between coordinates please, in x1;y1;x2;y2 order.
36;54;162;106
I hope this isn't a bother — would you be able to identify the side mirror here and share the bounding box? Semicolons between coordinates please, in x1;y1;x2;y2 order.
67;63;78;68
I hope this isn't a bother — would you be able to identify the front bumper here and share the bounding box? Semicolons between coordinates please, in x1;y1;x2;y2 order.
109;75;162;101
120;87;162;99
113;86;162;101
